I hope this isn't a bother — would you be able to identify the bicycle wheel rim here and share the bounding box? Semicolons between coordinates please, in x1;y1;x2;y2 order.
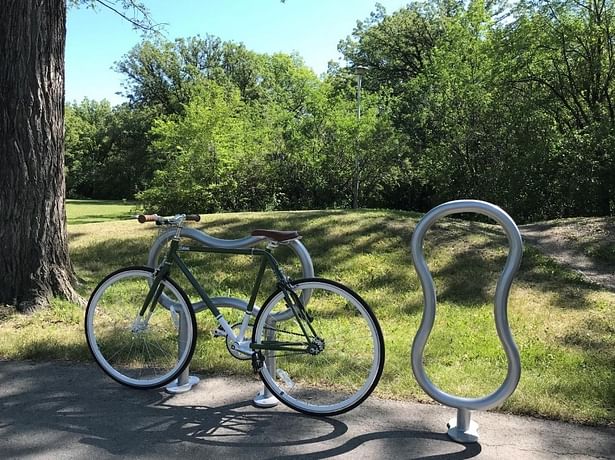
85;267;196;389
252;279;384;415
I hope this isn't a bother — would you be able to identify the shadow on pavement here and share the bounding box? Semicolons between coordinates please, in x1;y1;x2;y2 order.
0;360;482;459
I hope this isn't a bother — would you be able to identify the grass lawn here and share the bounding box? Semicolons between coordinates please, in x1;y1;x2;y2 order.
66;199;139;225
0;201;613;426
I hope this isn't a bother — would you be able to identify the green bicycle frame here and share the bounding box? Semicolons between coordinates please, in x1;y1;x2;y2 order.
139;236;319;354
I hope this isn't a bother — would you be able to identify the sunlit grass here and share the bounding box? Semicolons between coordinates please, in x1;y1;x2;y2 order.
0;201;612;425
66;199;140;225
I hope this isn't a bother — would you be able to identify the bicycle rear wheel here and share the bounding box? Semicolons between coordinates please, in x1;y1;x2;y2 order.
251;278;384;416
85;266;197;389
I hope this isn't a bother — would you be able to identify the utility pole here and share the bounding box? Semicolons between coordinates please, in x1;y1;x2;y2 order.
352;65;368;209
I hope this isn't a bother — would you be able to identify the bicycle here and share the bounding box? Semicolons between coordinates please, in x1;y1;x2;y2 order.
85;213;385;416
143;212;315;399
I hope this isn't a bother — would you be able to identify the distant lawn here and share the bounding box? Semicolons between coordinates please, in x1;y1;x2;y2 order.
66;199;138;225
0;202;613;426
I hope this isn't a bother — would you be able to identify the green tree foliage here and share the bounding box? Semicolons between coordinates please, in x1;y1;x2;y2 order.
338;0;615;220
137;81;262;212
338;2;441;91
115;36;264;113
65;99;156;199
504;0;615;216
65;1;615;221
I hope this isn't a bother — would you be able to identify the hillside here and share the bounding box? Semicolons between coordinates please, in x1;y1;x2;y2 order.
1;206;613;426
521;217;615;291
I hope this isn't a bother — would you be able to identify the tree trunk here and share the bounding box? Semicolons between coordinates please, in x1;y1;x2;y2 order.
0;0;80;312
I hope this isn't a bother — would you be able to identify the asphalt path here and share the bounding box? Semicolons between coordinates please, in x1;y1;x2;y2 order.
0;360;613;459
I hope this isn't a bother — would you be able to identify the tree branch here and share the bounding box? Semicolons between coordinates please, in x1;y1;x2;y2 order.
93;0;164;34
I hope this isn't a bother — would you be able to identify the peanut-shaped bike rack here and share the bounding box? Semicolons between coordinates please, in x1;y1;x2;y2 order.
410;200;523;443
147;227;314;406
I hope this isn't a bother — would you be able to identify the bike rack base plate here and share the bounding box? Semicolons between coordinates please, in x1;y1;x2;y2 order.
165;375;200;394
253;389;279;408
447;417;479;443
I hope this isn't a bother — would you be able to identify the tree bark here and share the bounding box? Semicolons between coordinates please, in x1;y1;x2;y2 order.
0;0;80;312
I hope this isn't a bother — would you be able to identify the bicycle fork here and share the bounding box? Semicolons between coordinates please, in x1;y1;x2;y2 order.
133;270;170;332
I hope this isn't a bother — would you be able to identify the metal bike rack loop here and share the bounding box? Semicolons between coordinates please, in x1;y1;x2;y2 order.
147;227;314;407
410;200;523;443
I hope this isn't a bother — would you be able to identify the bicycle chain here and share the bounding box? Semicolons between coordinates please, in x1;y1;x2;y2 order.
262;325;307;338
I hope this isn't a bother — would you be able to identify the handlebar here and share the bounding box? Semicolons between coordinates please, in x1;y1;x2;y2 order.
137;214;158;223
137;214;201;225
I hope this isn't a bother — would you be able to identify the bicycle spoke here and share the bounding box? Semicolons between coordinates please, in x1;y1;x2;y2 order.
86;268;196;389
142;338;157;372
267;351;310;358
253;279;384;416
103;341;130;365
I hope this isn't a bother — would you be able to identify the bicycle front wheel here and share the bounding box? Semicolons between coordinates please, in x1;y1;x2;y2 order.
85;267;197;389
251;278;385;416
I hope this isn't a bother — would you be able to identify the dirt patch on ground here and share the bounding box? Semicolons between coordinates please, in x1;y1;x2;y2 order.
520;217;615;291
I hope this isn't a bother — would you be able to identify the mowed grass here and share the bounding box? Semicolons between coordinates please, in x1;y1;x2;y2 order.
0;201;613;426
66;199;139;225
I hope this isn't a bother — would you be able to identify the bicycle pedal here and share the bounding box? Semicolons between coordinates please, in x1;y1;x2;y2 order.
251;351;264;373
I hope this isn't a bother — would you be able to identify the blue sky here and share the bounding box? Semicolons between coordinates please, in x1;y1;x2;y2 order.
65;0;409;105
